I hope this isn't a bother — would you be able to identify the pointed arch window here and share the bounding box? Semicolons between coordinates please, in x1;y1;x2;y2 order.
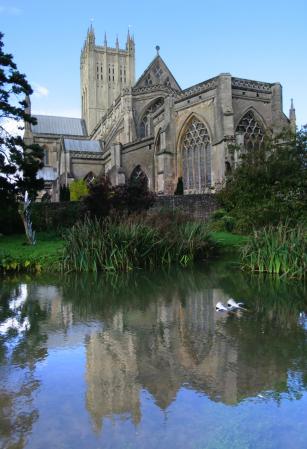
236;111;265;151
181;118;211;193
84;171;96;185
130;165;148;189
139;98;164;138
140;115;149;138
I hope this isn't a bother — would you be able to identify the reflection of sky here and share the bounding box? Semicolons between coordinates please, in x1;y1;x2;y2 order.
30;350;307;449
1;274;307;449
299;312;307;331
0;284;30;336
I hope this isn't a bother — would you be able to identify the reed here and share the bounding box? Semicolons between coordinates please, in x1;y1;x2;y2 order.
61;216;215;272
241;224;307;280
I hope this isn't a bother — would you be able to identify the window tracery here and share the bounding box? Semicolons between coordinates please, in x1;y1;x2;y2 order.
236;111;264;151
130;165;148;188
181;118;211;192
139;98;164;138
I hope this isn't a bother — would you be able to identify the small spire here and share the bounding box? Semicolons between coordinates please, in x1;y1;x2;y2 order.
88;19;95;36
289;98;296;132
155;45;160;55
104;32;107;46
116;35;119;49
127;25;131;44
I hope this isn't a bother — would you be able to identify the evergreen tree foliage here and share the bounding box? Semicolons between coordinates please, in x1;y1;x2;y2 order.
0;32;44;206
174;177;184;195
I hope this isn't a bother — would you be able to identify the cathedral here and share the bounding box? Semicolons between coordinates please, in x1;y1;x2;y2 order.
25;26;296;201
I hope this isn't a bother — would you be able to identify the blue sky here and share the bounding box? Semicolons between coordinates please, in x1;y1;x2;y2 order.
1;0;306;127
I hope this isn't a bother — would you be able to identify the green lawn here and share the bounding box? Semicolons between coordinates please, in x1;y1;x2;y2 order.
0;232;64;271
210;231;248;248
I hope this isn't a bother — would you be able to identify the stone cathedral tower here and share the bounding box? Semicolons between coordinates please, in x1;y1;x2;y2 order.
80;25;135;134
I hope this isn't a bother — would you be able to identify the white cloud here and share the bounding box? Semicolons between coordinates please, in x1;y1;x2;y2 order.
33;84;49;98
0;5;22;15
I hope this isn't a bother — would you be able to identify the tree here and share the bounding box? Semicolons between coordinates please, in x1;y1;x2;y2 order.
217;127;307;232
0;32;44;209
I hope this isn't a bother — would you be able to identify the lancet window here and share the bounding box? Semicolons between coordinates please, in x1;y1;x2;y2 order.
130;165;148;188
139;98;164;138
236;111;265;151
181;118;211;193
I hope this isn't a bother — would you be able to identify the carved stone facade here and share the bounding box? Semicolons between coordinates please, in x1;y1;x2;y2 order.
26;27;296;201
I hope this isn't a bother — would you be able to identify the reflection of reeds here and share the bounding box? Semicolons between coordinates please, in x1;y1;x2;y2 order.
61;217;216;272
241;224;307;280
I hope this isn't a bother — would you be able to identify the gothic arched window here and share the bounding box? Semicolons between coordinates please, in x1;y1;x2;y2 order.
83;171;96;185
139;98;164;138
140;115;149;138
181;118;211;193
236;111;264;151
130;165;148;189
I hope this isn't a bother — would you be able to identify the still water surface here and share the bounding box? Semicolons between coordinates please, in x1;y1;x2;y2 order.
1;260;307;449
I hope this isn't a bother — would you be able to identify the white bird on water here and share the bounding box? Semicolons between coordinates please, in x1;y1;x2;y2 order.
215;299;247;312
227;298;246;310
215;302;228;312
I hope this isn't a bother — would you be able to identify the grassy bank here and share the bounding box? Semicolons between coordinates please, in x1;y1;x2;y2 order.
209;231;248;248
0;227;245;274
0;232;64;272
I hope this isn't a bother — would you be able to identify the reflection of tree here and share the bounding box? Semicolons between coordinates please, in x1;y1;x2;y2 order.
0;282;48;448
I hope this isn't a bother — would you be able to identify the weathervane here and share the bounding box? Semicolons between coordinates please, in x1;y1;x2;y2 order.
156;45;160;55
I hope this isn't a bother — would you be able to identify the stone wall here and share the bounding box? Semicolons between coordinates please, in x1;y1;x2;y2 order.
28;194;218;233
153;194;218;221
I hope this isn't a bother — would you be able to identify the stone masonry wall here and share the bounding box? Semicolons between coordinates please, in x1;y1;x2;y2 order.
153;194;219;221
29;195;218;232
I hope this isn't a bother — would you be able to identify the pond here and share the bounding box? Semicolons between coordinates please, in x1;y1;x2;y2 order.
1;259;307;449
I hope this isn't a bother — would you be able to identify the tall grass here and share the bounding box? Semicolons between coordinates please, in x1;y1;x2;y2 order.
241;224;307;280
61;216;216;272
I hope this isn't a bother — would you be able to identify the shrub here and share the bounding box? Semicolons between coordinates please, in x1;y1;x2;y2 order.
69;179;89;201
209;209;236;232
83;175;155;219
241;223;307;280
83;176;112;219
